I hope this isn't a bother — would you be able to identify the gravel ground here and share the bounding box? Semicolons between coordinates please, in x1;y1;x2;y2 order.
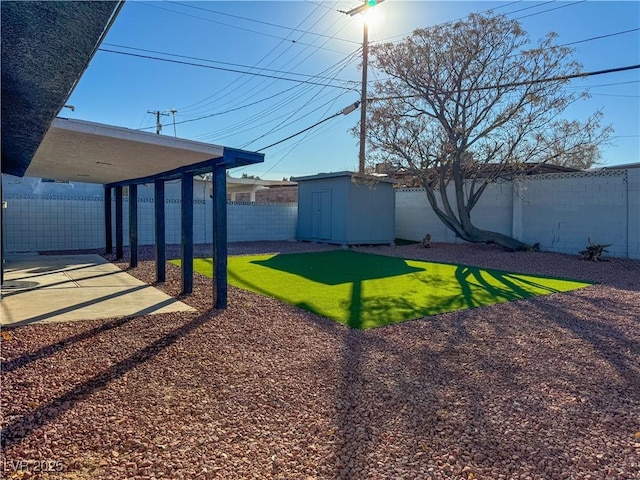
2;241;639;480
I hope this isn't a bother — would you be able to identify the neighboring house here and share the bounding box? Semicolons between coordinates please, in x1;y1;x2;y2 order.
224;175;297;203
2;174;298;204
374;162;582;187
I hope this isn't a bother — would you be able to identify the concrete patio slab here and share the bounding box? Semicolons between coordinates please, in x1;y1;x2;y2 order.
1;254;195;327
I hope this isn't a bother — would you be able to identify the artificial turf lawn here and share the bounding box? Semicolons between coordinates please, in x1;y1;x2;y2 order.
174;250;591;329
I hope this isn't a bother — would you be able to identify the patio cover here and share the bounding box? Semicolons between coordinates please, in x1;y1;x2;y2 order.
0;1;264;309
25;117;262;185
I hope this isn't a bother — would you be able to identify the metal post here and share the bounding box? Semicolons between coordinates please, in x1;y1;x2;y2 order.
0;177;4;287
213;163;228;308
154;179;166;283
104;186;112;254
181;172;194;294
129;184;138;268
115;186;123;259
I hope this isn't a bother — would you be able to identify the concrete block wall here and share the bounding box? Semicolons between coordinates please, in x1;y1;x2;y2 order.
3;194;104;252
4;195;298;252
112;200;298;247
515;171;629;256
627;169;640;259
3;170;638;259
227;202;297;242
394;188;460;243
395;169;639;259
394;182;512;243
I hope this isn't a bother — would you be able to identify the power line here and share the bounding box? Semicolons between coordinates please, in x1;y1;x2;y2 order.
173;50;361;137
98;48;354;90
176;1;350;115
255;101;360;152
513;0;586;20
256;95;352;178
102;43;351;82
368;27;640;85
240;90;354;149
591;93;640;98
375;0;524;43
559;27;640;47
375;0;590;46
239;49;360;149
165;0;360;45
570;80;640;89
137;2;348;54
501;0;556;17
369;64;640;101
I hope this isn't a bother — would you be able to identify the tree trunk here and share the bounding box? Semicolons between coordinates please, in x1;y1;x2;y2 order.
455;224;530;251
422;183;531;252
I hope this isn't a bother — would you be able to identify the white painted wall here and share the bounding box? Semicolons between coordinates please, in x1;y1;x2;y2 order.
2;194;297;252
3;170;638;259
395;170;639;259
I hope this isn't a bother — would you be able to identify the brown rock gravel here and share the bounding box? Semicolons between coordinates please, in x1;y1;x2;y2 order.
2;241;639;479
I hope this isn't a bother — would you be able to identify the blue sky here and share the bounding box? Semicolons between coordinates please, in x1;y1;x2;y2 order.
66;1;640;179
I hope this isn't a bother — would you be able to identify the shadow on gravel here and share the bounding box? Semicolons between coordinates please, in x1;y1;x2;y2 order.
1;310;218;449
302;283;639;478
526;293;640;388
2;315;139;373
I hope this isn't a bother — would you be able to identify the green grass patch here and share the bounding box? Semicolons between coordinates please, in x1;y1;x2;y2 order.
173;250;590;329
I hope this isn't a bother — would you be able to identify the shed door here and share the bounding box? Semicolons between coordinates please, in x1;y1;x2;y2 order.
312;189;332;239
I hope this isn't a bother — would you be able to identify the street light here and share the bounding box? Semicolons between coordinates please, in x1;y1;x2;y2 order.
342;0;385;174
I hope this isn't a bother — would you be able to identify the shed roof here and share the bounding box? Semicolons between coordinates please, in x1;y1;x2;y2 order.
291;171;396;183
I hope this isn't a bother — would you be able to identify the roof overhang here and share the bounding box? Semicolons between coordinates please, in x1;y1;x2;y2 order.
1;1;124;177
25;118;264;186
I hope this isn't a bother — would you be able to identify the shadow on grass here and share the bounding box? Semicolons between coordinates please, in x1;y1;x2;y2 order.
213;251;589;329
251;250;425;285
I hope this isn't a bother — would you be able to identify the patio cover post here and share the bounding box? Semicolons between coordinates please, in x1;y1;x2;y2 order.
154;179;166;282
213;162;228;308
115;186;123;259
104;186;112;254
181;172;194;294
129;184;138;268
0;177;4;286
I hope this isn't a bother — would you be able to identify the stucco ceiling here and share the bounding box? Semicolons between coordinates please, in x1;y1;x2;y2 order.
25;118;264;185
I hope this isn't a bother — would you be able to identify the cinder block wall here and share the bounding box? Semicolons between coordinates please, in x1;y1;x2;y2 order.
110;199;298;247
514;171;629;256
395;170;639;258
3;195;298;252
394;182;513;244
2;194;104;251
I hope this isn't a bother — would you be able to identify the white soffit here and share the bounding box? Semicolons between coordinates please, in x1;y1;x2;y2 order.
26;118;225;184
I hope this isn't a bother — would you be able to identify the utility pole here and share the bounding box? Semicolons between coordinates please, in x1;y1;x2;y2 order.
359;21;368;175
147;109;171;135
170;108;178;137
342;0;384;174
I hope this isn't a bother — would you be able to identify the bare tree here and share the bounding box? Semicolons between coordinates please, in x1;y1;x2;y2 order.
363;13;612;250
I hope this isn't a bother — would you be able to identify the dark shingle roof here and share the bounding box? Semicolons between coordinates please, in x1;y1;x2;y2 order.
1;1;122;177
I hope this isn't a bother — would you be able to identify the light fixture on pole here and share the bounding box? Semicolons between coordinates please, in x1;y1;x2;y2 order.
342;0;385;174
170;108;178;137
